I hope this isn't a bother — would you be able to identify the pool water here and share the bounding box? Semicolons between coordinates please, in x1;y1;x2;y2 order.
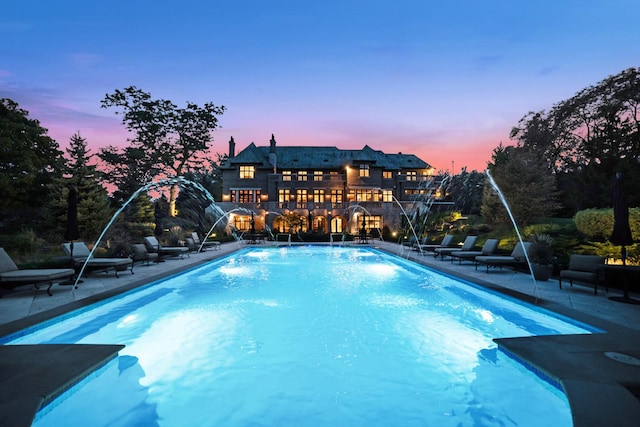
5;246;593;426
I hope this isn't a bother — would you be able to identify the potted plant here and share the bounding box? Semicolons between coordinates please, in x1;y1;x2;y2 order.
528;233;554;281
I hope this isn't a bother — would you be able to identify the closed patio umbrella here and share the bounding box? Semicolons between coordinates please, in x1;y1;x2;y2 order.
610;172;634;264
609;172;638;304
64;187;80;257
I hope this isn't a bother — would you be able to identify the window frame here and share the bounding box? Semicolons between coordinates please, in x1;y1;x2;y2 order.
239;165;255;179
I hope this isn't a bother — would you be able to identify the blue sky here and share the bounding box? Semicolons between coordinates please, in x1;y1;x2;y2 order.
2;1;639;172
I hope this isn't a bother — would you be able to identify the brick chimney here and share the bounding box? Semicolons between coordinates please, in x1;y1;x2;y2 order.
228;136;235;158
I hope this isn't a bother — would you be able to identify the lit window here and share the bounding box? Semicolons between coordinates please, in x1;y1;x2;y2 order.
238;190;252;203
359;164;370;177
369;215;382;231
298;171;308;181
278;189;291;203
353;189;375;202
240;165;255;179
314;171;323;181
383;171;393;179
313;189;325;203
233;189;260;203
282;170;292;181
406;171;417;181
296;189;308;208
382;190;393;202
330;190;343;205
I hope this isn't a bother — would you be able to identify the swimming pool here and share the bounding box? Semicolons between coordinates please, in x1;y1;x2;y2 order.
4;246;595;426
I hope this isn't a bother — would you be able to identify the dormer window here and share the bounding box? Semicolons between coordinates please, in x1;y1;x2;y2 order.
359;164;370;177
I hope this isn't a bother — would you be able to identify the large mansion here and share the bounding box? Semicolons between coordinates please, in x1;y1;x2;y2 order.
218;135;449;236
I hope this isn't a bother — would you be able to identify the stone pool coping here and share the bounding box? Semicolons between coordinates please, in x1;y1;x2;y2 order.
0;344;124;427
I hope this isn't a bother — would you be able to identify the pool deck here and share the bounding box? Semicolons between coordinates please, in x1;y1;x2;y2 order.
0;241;639;426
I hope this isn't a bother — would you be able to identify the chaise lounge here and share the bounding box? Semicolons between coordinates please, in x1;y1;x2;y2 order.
474;242;532;273
190;232;221;252
449;239;501;265
62;242;134;277
144;236;189;259
0;248;75;296
130;244;159;266
414;235;455;254
434;236;477;260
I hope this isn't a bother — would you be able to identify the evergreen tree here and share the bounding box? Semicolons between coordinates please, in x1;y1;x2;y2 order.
482;146;561;227
447;168;486;215
45;132;113;242
125;192;155;224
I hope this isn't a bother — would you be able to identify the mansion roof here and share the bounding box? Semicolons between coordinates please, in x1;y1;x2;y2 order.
222;143;431;171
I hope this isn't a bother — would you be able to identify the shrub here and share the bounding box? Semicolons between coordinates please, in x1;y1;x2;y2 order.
528;233;554;264
574;208;640;241
381;226;392;241
13;228;39;255
476;223;492;233
167;226;184;246
574;209;613;240
103;228;131;257
127;222;155;242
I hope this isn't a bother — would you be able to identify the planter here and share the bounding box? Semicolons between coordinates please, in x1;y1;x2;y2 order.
531;263;553;281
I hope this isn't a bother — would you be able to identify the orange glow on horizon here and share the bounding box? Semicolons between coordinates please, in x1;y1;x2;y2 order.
50;121;504;176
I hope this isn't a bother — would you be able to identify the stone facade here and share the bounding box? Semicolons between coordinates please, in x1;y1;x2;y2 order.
219;135;449;236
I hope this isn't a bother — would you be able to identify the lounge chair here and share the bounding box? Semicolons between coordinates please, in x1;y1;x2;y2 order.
0;248;75;296
434;236;478;260
474;242;532;273
559;254;606;295
449;239;500;265
414;235;455;254
130;244;159;266
190;232;221;251
144;236;189;259
62;242;134;277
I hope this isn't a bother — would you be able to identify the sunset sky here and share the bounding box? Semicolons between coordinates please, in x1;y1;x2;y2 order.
2;1;640;172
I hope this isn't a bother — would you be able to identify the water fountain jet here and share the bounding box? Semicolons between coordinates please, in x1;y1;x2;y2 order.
72;177;224;290
199;207;254;251
485;170;539;300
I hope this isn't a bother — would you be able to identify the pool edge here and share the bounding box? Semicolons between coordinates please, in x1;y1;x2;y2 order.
0;344;124;427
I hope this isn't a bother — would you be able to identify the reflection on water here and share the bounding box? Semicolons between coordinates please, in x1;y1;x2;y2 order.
13;246;590;426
